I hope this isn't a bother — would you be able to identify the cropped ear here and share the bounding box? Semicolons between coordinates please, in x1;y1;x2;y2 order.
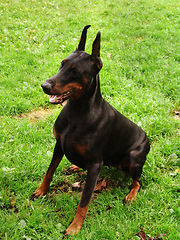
92;31;101;57
91;31;102;74
77;25;91;51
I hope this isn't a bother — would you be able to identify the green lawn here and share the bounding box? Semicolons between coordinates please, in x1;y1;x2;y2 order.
0;0;180;239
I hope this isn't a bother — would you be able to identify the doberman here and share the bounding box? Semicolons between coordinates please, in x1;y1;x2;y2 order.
30;25;150;236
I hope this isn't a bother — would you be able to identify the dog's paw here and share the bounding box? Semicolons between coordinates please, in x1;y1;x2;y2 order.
123;180;141;205
123;194;135;205
64;222;82;236
30;185;49;201
123;190;138;205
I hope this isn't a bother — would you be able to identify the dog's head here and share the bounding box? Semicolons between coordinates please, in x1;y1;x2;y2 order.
41;25;102;104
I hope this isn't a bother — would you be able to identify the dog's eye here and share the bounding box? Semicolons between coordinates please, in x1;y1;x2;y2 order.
60;59;67;69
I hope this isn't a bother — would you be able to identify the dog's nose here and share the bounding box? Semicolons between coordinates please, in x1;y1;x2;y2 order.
41;82;52;92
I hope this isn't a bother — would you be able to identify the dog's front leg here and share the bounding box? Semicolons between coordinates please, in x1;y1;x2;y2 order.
65;162;103;236
30;141;64;200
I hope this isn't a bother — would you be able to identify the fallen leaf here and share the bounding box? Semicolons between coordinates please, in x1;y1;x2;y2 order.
107;53;111;58
56;223;65;232
157;233;166;238
174;168;180;174
67;165;81;172
138;37;143;41
106;205;112;211
94;179;107;192
173;110;180;115
18;219;26;229
71;182;81;189
11;197;16;206
136;227;145;240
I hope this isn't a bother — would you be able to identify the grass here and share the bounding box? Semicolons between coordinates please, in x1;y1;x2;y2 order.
0;0;180;239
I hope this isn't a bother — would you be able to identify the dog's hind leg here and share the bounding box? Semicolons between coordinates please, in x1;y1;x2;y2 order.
124;139;150;204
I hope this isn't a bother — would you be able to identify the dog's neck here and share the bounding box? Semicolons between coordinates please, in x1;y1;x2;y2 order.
66;74;102;115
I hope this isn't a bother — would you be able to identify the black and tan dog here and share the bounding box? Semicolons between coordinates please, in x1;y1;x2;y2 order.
30;25;150;236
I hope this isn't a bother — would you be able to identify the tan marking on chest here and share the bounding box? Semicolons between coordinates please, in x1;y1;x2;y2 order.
83;77;88;85
73;142;88;156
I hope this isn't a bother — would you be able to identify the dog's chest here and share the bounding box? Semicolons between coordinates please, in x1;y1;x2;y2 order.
56;122;89;168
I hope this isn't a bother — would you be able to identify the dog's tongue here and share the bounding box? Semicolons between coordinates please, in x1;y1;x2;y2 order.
49;95;58;103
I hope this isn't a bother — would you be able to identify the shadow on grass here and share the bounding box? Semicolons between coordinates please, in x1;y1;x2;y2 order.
50;166;132;199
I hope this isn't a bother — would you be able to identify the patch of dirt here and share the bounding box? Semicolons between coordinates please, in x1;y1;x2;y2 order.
13;107;59;122
172;109;180;120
